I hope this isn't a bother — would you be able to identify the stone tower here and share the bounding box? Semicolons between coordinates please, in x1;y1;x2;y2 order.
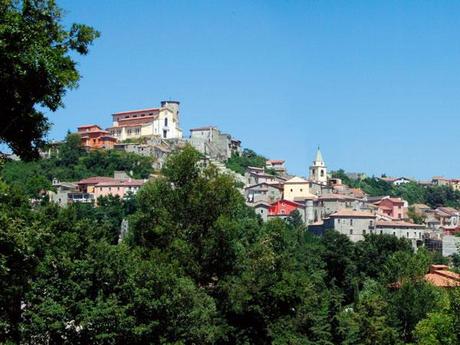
309;147;327;184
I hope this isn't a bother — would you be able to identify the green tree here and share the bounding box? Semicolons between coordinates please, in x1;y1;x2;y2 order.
0;181;39;343
0;0;99;159
320;230;358;303
338;280;401;345
226;149;267;175
354;234;412;280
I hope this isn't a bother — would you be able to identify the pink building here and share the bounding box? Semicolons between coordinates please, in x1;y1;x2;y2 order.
374;197;407;220
92;178;145;200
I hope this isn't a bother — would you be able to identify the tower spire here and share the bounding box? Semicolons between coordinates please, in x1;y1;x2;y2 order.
309;146;327;184
315;146;324;164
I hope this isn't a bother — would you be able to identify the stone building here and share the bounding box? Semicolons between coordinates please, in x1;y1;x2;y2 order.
189;126;241;161
324;209;376;242
245;182;283;204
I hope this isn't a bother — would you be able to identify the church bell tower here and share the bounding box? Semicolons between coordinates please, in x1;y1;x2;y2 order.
309;147;327;184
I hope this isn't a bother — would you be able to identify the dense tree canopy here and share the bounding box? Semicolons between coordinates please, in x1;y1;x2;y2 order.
1;145;460;344
0;0;99;159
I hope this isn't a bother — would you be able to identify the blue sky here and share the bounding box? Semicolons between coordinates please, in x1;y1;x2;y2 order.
47;0;460;179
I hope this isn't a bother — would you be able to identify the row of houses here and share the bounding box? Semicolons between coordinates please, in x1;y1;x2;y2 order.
379;175;460;191
49;171;146;207
244;149;426;249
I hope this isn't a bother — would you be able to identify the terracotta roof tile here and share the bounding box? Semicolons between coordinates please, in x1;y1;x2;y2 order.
330;209;375;218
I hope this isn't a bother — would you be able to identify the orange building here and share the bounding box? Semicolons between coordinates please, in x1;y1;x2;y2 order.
77;125;117;150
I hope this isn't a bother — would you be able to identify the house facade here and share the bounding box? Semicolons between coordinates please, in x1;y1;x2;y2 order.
373;197;407;220
314;194;362;221
77;125;117;150
268;200;303;220
108;101;182;141
283;177;314;201
93;179;145;200
245;182;283;204
266;160;286;175
324;209;376;242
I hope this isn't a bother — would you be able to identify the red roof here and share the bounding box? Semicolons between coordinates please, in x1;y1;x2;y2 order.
330;209;375;218
425;265;460;288
267;160;285;164
77;177;116;185
376;220;425;228
113;108;159;116
78;124;101;129
96;179;145;187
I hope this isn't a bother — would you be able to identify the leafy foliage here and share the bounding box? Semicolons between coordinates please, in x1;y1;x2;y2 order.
1;146;460;344
0;0;99;159
226;148;267;175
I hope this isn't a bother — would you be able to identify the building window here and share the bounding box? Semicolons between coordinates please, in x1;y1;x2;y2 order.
290;189;293;192
300;189;303;192
370;220;373;227
321;169;324;177
163;130;167;138
350;219;353;225
164;117;168;127
350;229;353;235
363;230;366;235
407;232;409;238
380;230;383;235
393;231;396;236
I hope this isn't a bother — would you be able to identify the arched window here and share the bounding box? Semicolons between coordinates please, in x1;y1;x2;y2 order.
164;117;168;126
320;169;324;177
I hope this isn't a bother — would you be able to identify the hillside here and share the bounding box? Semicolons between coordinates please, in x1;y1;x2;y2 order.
332;169;460;208
1;134;153;198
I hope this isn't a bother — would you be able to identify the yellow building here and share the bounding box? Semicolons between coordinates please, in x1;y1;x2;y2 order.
283;177;316;201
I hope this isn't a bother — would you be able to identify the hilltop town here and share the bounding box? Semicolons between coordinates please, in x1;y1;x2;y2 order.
4;100;459;263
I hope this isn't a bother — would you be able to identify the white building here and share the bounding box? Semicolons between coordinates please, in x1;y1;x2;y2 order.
309;147;328;185
108;101;183;141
